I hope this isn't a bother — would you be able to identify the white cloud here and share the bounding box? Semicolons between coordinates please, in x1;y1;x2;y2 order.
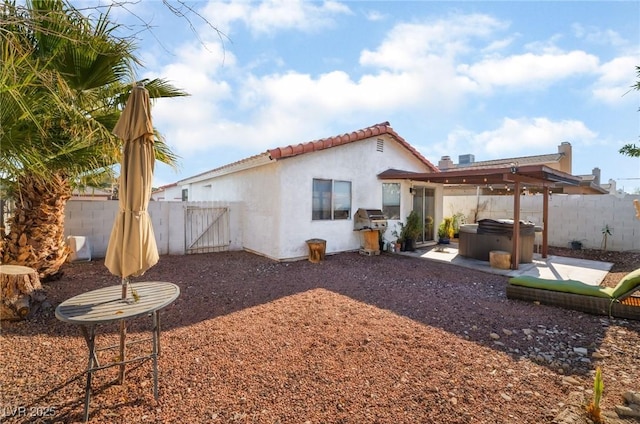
202;0;351;36
364;9;386;22
360;13;506;71
475;117;598;156
592;56;639;105
572;23;628;50
423;117;599;161
459;51;600;91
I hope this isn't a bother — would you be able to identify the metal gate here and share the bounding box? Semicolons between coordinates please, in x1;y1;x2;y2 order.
185;205;230;254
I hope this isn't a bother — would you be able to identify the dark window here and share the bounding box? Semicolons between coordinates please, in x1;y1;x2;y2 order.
312;179;351;220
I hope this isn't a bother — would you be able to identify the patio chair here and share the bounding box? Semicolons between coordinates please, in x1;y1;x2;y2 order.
506;268;640;320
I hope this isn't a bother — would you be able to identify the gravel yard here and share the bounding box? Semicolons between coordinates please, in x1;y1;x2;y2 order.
1;248;639;423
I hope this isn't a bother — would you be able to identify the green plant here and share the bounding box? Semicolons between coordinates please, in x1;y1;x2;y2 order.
438;217;454;240
601;225;612;250
402;211;422;240
451;212;466;234
586;367;604;424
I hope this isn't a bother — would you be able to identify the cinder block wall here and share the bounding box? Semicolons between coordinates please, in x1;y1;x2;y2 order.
64;201;243;258
444;194;640;251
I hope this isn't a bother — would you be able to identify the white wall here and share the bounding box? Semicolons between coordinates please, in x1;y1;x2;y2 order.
64;200;243;258
443;193;640;251
275;135;442;260
176;161;281;259
177;135;442;260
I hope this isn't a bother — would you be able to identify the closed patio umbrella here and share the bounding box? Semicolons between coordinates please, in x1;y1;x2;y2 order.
105;84;159;382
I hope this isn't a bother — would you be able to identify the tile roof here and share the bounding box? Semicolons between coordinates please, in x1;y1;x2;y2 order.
178;122;438;184
451;153;564;170
268;121;439;172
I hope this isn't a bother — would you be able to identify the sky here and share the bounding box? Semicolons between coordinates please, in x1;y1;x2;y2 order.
98;1;639;192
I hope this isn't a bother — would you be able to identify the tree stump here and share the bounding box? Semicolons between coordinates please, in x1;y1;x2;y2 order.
489;250;511;270
0;265;46;320
305;239;326;263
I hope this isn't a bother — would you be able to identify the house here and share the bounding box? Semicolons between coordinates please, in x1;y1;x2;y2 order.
438;142;610;195
152;182;183;201
167;122;443;261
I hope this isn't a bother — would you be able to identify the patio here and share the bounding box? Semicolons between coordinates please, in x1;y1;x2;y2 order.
404;242;614;286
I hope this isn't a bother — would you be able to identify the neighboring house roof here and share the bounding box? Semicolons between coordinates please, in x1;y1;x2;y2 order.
452;152;564;170
179;121;438;184
573;174;609;194
268;121;439;173
152;182;177;194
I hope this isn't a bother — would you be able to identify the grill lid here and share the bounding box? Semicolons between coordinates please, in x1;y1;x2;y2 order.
354;208;388;230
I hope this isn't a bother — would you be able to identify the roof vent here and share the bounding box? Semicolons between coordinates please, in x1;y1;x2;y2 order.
376;139;384;152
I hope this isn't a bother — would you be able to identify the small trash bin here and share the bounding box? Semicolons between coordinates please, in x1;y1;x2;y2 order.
305;239;326;263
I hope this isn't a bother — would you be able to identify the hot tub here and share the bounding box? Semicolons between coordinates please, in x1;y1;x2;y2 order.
458;219;535;263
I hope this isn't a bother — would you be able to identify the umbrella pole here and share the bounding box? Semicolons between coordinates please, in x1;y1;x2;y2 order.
119;277;129;384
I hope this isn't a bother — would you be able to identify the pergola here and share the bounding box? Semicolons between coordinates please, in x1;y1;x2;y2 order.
378;164;582;270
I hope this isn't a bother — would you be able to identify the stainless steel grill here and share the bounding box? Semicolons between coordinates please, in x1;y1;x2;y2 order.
354;208;388;231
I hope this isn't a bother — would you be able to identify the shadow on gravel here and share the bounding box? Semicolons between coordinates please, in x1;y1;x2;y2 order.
5;251;639;376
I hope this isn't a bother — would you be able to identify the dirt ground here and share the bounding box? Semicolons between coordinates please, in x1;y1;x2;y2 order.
0;247;639;423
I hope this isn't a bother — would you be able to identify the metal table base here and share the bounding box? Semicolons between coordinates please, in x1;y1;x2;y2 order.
56;282;179;422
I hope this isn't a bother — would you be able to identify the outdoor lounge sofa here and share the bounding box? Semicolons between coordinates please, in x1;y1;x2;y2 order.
506;268;640;320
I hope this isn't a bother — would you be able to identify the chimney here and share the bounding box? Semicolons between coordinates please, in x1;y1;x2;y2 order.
438;155;455;170
557;142;572;174
592;167;601;186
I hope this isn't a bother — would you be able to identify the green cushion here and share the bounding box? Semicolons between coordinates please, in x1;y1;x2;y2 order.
610;268;640;299
508;275;612;298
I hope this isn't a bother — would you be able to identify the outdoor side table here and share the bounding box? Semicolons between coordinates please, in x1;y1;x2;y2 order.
55;281;180;422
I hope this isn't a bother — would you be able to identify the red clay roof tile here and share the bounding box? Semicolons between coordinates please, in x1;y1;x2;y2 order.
268;121;439;172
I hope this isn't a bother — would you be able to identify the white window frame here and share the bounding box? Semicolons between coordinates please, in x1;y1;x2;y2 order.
312;179;351;220
382;183;400;220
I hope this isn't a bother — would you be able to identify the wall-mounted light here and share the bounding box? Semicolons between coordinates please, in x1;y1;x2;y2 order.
409;187;414;194
510;162;518;174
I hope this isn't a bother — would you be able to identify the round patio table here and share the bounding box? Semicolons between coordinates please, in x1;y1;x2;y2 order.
55;281;180;422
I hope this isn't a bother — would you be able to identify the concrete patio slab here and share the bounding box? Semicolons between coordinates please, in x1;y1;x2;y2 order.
403;244;614;286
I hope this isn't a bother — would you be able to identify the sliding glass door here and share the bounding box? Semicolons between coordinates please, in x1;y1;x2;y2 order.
412;187;435;243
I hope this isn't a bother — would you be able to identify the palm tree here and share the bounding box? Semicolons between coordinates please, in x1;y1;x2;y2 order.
0;0;187;279
619;66;640;158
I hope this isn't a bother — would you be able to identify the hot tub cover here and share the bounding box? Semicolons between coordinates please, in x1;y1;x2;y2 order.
477;219;536;236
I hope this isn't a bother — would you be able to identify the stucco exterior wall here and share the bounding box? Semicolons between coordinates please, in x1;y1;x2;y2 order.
176;135;440;260
443;193;640;251
176;162;281;259
64;200;243;259
273;135;440;259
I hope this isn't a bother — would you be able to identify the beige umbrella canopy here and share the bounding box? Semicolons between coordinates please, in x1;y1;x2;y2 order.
104;85;159;383
105;85;159;280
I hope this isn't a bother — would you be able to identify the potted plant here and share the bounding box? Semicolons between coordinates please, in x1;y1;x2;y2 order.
438;217;454;244
569;239;583;250
451;212;466;239
401;211;422;251
391;224;404;252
